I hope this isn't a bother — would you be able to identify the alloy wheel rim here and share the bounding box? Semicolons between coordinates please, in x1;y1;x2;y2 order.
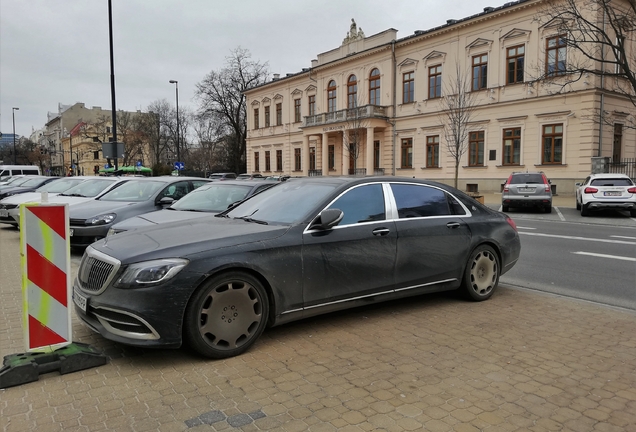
470;251;497;296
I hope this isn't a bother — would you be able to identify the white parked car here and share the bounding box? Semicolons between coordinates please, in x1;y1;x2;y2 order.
0;177;129;227
575;173;636;217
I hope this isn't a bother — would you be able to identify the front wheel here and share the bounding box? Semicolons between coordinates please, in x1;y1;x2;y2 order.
461;245;500;301
580;204;589;217
184;271;269;359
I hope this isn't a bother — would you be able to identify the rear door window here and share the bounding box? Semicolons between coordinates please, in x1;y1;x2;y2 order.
390;184;452;217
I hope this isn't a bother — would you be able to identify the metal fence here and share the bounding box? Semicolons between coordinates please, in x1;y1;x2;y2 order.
593;157;636;180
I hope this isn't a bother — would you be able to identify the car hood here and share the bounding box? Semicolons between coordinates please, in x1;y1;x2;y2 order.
1;192;62;205
69;199;142;218
48;195;102;206
111;209;213;231
94;216;290;263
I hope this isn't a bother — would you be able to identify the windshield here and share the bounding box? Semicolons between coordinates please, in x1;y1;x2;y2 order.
98;180;165;202
36;178;82;193
3;177;32;187
590;178;633;187
61;178;123;197
225;181;337;224
172;184;252;212
510;174;545;185
20;177;48;187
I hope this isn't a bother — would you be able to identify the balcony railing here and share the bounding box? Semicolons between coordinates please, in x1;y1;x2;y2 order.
302;105;388;128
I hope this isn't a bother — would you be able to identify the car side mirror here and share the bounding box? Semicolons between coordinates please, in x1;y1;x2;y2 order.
309;208;344;230
575;182;581;187
158;197;175;206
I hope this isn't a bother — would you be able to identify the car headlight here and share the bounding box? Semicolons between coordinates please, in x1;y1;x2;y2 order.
113;258;189;288
86;213;116;225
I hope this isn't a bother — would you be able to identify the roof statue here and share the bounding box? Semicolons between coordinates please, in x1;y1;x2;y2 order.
342;19;365;45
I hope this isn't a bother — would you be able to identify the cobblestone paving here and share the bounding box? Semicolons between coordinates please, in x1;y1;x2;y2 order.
1;225;635;431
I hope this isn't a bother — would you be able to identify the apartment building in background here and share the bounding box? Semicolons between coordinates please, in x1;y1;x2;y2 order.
244;0;635;194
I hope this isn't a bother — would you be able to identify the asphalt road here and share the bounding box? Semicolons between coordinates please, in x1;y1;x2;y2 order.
491;206;636;310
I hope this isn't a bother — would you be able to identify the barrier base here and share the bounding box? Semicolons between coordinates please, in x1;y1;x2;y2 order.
0;342;107;389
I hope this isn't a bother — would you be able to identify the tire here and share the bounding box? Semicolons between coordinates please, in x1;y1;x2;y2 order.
630;209;636;218
184;271;269;359
502;205;509;212
576;200;581;210
545;205;552;214
580;204;589;217
460;245;500;301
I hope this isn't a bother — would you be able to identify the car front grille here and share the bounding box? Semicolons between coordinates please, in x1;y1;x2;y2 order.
77;247;121;294
70;218;88;226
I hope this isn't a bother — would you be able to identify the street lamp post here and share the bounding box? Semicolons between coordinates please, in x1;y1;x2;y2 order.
169;80;181;166
12;107;19;164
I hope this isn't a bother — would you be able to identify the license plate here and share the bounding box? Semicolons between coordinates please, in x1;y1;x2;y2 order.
69;228;74;236
73;288;87;312
604;191;622;196
0;209;7;217
519;187;534;193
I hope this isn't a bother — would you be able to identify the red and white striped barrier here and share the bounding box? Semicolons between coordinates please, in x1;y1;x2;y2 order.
20;203;72;352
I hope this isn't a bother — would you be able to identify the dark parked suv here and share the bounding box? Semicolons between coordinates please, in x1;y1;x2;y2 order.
502;172;552;213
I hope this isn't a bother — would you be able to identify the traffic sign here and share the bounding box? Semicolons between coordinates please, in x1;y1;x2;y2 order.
174;161;185;171
136;160;142;167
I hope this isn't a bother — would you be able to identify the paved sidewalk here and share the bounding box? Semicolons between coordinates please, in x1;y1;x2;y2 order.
1;225;635;431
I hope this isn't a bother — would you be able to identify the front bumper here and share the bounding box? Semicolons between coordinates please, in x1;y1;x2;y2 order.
69;224;112;247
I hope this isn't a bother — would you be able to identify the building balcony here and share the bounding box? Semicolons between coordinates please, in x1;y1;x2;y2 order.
301;105;389;128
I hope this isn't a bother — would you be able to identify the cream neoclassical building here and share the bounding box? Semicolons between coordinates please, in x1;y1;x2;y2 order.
244;0;635;195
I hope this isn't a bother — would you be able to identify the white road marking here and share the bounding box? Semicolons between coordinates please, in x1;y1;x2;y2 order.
519;232;636;245
611;235;636;240
555;206;565;221
515;226;537;230
572;252;636;262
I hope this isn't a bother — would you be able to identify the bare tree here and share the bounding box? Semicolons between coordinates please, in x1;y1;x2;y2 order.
195;47;269;174
342;97;370;175
535;0;636;129
439;65;478;189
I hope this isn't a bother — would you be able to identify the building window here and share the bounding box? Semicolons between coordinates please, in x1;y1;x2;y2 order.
309;147;316;170
265;151;271;171
402;72;414;104
502;127;521;165
253;108;259;129
506;45;525;84
426;135;440;168
401;138;413;168
328;145;335;170
472;54;488;91
347;75;358;108
546;35;567;77
276;149;283;171
613;123;622;161
373;141;380;169
294;99;301;123
369;68;381;105
542;124;563;164
276;103;282;126
308;95;316;116
469;131;484;166
328;80;337;112
93;151;100;160
294;148;301;171
428;65;442;99
264;106;270;127
254;152;260;172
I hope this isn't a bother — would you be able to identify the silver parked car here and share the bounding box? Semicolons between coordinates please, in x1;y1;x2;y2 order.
502;172;552;213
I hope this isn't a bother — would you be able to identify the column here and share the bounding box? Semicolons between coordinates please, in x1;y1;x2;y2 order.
341;131;349;176
303;135;310;177
322;133;329;177
366;127;374;176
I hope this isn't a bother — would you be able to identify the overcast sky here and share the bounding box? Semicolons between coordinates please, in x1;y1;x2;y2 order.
1;0;502;139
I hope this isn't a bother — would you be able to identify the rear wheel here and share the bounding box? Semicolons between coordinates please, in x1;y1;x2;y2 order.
184;271;269;359
630;209;636;218
576;200;581;210
461;245;500;301
502;205;509;212
545;205;552;214
580;204;589;217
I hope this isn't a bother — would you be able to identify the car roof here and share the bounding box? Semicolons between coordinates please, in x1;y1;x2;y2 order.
588;173;630;178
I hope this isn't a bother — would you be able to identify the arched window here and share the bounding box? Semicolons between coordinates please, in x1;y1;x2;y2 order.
347;75;358;108
327;80;337;112
369;68;380;105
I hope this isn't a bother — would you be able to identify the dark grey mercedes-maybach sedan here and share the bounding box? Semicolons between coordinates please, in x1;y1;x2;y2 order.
74;176;521;359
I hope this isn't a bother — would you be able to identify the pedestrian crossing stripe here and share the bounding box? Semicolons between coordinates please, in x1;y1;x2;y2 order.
20;203;72;352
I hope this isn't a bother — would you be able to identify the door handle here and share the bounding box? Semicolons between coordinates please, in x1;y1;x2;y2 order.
372;228;390;236
446;222;461;229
